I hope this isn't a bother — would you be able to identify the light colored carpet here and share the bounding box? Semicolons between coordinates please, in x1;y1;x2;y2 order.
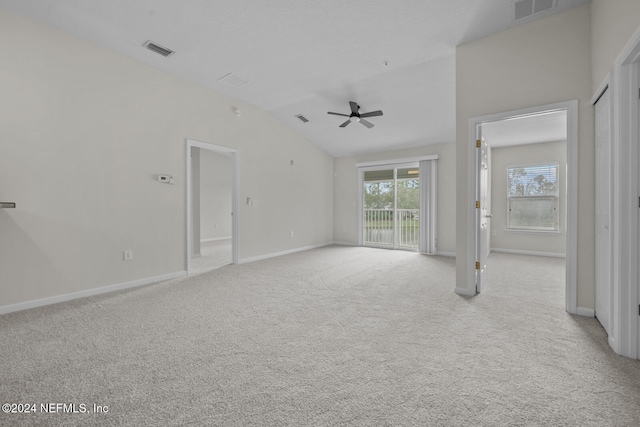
1;246;639;426
191;239;232;274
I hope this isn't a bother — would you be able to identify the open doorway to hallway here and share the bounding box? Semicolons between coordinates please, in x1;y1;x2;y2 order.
190;147;233;274
186;139;238;275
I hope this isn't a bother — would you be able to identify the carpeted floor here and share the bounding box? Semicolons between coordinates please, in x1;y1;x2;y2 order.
190;239;232;274
1;246;638;426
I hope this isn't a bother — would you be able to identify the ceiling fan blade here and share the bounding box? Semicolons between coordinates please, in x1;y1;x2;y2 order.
349;101;359;115
360;118;374;128
328;111;350;117
360;110;383;118
339;119;352;128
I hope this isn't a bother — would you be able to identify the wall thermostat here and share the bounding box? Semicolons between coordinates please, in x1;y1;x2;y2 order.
157;175;174;184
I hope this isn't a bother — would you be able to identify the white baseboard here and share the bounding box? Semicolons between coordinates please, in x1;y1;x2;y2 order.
491;248;566;258
0;271;186;316
331;241;356;246
576;306;595;317
455;287;476;296
201;237;232;243
436;251;456;257
238;242;334;264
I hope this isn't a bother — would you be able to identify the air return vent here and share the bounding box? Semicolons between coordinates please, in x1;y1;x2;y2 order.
143;40;174;57
218;73;249;88
514;0;556;21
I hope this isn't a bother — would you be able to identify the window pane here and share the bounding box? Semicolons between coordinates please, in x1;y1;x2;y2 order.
508;196;558;230
507;164;559;231
508;164;558;196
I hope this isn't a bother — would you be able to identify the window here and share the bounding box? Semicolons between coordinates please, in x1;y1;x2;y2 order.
507;163;559;231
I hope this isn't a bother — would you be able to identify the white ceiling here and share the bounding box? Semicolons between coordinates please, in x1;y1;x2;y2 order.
482;110;567;148
0;0;589;157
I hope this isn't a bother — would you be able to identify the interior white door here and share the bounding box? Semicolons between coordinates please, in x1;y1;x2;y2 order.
595;88;612;336
476;138;489;292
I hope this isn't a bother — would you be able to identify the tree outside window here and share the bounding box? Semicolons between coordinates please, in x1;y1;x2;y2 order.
507;163;559;231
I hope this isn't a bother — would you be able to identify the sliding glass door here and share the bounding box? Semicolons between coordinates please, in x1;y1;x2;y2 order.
362;165;419;250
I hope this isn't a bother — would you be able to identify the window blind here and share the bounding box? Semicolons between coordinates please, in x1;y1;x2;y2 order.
507;163;559;231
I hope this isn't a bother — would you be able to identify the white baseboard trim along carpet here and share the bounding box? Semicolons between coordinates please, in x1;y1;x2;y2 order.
238;242;334;264
490;248;566;258
0;271;186;315
201;237;232;243
1;246;638;426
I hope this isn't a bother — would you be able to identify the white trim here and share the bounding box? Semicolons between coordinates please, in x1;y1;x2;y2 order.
436;251;456;257
576;307;595;318
455;287;476;296
356;155;438;168
331;241;356;246
0;271;186;315
238;242;334;264
201;237;232;243
490;248;565;258
186;139;239;275
609;24;640;359
467;100;578;314
357;169;364;246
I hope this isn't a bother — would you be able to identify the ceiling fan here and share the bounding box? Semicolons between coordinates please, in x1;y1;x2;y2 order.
327;101;383;128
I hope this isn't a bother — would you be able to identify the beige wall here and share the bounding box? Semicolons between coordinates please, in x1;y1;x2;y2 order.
456;5;594;307
591;0;640;93
333;143;456;254
200;150;232;240
0;8;333;308
490;141;567;256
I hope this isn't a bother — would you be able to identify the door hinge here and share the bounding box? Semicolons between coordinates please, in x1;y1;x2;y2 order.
476;139;481;148
476;201;480;209
475;261;480;270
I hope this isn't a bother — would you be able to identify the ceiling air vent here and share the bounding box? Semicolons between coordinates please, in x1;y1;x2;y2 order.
219;73;249;88
515;0;556;22
143;40;174;57
295;114;309;123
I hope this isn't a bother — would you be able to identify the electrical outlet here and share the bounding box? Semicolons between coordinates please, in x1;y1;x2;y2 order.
290;231;294;238
123;249;133;261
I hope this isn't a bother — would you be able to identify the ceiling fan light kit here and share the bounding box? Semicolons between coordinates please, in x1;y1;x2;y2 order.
327;101;383;129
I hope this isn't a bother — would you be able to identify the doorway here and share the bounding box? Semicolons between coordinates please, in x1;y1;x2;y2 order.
467;100;578;314
186;139;238;274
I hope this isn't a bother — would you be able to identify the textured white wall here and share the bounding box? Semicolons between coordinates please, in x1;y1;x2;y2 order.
591;0;640;93
200;149;232;241
456;5;594;307
333;143;456;254
0;8;333;308
490;141;567;256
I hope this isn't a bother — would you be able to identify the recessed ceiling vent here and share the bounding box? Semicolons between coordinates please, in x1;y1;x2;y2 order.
514;0;556;21
295;114;309;123
143;40;174;57
219;73;249;88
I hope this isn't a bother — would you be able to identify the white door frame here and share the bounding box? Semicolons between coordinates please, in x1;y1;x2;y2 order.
186;139;239;274
607;24;640;359
467;100;579;314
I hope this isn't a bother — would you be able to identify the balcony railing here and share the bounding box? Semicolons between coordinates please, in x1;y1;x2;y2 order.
363;209;419;249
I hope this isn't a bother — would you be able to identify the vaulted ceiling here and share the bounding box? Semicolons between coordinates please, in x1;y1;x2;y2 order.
0;0;589;156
